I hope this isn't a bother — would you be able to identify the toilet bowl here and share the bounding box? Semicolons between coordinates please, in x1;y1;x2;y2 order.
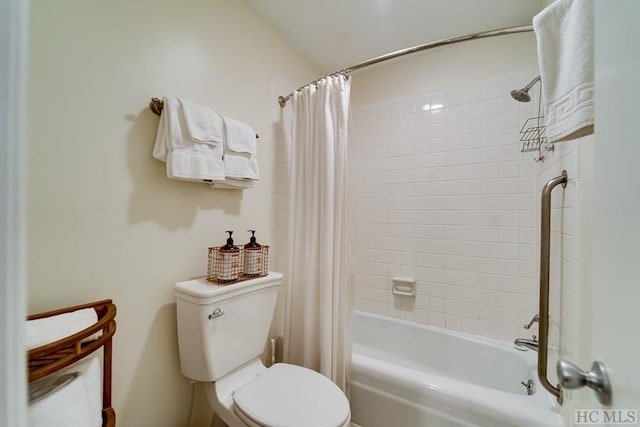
208;360;350;427
175;272;351;427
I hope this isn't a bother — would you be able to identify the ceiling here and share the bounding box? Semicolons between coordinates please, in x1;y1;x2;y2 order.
246;0;546;73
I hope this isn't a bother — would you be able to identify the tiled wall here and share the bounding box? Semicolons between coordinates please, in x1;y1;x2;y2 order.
351;72;549;342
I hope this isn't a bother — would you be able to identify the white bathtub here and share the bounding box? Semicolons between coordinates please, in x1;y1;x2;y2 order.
350;311;562;427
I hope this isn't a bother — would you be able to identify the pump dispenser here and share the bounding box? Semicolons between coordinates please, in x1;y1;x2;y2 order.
217;231;240;281
243;230;263;276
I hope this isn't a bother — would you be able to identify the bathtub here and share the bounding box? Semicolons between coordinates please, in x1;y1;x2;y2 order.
350;311;562;427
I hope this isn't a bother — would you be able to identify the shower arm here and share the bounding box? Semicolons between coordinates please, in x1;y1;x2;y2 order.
538;170;568;404
522;75;541;92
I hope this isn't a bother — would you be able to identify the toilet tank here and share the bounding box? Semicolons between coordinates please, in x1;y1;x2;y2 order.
175;272;283;382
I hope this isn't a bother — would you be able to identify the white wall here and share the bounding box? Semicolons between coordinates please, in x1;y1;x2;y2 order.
26;0;317;425
350;34;546;341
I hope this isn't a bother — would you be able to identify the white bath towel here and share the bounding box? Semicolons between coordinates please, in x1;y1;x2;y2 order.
29;356;102;427
153;97;225;182
533;0;594;143
26;308;101;350
179;98;224;145
222;116;260;180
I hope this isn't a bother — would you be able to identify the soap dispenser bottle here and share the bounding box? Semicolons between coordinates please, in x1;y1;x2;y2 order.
243;230;263;276
217;231;240;282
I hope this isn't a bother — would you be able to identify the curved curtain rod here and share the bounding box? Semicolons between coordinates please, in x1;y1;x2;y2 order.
277;25;534;108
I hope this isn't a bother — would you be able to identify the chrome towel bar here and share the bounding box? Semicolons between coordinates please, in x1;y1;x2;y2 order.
538;170;568;404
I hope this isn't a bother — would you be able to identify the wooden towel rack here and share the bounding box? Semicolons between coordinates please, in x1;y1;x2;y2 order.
28;299;117;427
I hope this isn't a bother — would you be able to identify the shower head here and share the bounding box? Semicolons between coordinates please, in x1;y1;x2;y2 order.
511;88;532;102
511;75;541;102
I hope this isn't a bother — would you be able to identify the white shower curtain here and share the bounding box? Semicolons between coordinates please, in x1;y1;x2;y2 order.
283;75;352;393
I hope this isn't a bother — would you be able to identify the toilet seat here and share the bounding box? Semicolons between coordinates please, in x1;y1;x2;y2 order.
232;363;350;427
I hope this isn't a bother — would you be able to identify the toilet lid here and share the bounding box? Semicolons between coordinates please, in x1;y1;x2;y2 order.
233;363;350;427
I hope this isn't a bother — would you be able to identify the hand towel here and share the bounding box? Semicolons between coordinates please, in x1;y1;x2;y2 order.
533;0;594;143
178;98;224;145
153;97;225;182
222;116;260;180
26;308;101;350
222;116;256;154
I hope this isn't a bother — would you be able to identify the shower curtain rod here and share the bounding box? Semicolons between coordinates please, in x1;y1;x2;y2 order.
277;25;533;108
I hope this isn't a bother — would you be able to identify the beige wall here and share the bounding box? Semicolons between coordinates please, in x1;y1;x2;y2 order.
26;0;316;425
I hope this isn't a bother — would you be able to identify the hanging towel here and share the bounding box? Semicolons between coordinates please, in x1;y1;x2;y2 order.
153;97;225;182
26;308;101;350
179;98;224;145
221;116;260;180
533;0;594;143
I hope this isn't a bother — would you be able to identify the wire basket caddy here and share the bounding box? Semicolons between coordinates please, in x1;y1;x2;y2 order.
207;246;270;284
520;116;546;152
519;116;554;161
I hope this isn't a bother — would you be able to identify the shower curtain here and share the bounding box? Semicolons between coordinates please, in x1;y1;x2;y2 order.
283;75;352;392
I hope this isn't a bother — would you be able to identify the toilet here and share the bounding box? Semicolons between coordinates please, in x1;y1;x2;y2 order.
175;272;351;427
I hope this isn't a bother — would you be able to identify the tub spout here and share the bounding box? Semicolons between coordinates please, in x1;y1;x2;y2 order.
514;337;538;352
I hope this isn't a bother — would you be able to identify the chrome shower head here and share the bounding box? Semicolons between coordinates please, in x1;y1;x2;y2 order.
511;75;541;103
511;88;532;102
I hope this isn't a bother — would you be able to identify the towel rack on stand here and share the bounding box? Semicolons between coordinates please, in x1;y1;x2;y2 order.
537;170;568;404
148;98;259;138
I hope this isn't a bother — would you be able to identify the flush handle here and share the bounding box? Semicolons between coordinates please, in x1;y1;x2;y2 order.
208;308;224;320
557;359;612;405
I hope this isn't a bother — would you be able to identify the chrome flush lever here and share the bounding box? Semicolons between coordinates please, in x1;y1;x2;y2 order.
524;314;539;330
208;308;224;320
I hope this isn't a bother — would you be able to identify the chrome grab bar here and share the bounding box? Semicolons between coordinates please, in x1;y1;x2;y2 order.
538;170;567;404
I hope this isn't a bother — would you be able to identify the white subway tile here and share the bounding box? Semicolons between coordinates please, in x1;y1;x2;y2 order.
430;312;445;328
446;315;463;331
430;297;446;313
446;88;464;106
462;302;481;319
463;84;482;103
462;285;481;301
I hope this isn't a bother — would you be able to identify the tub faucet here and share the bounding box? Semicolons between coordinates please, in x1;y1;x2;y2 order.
514;336;538;352
521;379;535;395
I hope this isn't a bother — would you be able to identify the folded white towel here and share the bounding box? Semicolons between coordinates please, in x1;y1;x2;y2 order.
533;0;594;143
222;116;256;154
29;356;102;427
222;116;260;180
179;98;224;145
153;97;225;182
26;308;101;350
